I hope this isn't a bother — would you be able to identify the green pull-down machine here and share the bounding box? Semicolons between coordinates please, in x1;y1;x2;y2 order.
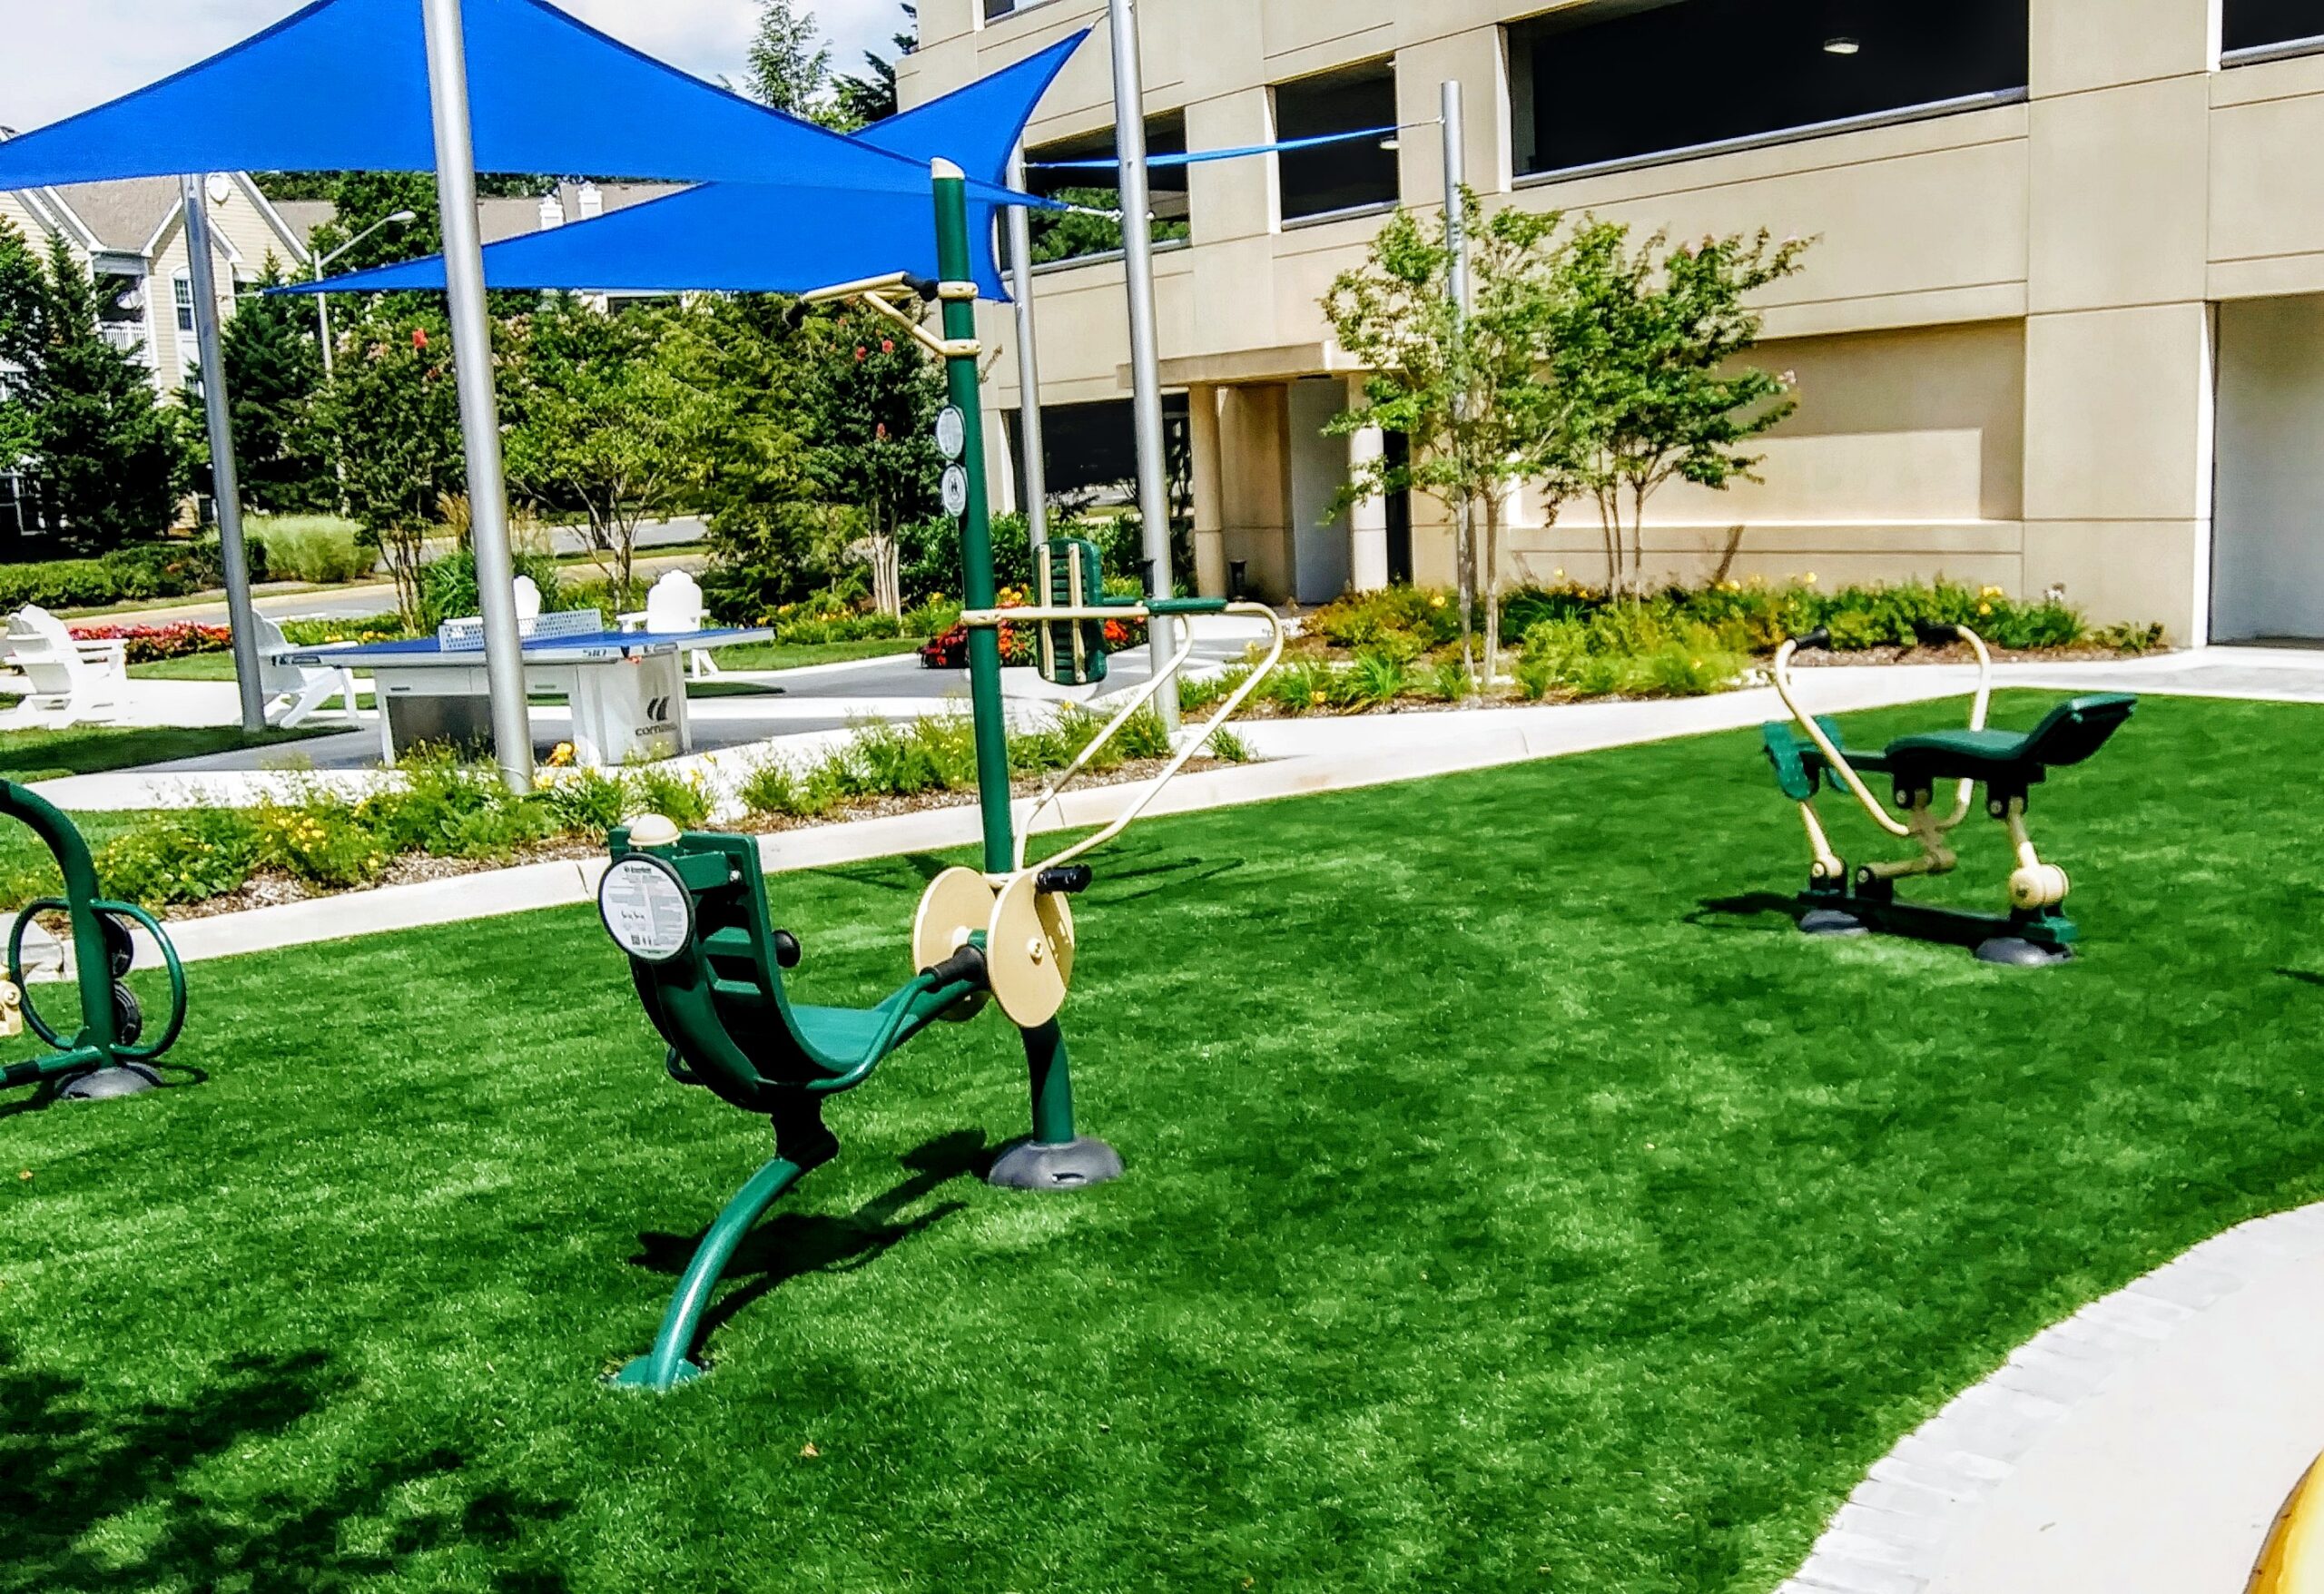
596;162;1284;1391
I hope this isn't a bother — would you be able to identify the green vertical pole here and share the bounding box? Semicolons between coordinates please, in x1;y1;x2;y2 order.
933;162;1017;877
933;163;1121;1192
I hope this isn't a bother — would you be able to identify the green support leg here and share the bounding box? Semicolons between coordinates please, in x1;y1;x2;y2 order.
986;1019;1123;1190
610;1155;810;1392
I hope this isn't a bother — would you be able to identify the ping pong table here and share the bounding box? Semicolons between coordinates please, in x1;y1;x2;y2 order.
271;610;772;767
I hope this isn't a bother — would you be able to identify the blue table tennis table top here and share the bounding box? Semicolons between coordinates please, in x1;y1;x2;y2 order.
273;626;771;667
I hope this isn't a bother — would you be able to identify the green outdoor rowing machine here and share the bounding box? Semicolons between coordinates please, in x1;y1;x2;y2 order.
0;781;188;1100
592;161;1285;1392
1760;624;2134;965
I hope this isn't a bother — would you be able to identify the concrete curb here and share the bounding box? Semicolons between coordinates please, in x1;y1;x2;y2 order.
1779;1205;2324;1594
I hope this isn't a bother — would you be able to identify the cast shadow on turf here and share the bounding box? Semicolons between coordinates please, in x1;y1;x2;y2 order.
1687;892;1815;933
0;1343;572;1592
625;1128;989;1364
0;1057;209;1123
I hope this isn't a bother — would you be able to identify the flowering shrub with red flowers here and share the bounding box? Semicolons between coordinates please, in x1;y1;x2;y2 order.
69;623;234;664
917;585;1145;670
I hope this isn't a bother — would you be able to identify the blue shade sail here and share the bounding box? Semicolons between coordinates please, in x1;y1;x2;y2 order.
0;0;1024;205
286;33;1088;301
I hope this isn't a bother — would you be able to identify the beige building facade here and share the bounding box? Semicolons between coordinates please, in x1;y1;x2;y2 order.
903;0;2324;644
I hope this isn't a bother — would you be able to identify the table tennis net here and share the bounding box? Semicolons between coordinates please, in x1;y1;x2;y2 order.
437;609;607;651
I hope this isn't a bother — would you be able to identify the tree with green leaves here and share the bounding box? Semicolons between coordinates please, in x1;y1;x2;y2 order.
798;303;946;617
220;257;331;513
0;222;43;501
501;298;714;609
834;3;915;126
1552;223;1807;595
745;0;834;120
682;294;834;623
304;306;464;625
12;234;192;553
1323;192;1576;684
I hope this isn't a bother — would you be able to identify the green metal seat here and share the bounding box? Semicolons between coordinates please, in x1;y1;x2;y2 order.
1878;694;2136;794
615;829;981;1116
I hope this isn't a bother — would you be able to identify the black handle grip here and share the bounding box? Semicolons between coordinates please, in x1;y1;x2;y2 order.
1912;622;1960;647
772;930;803;969
1791;627;1832;651
1035;866;1093;896
922;944;989;989
902;274;940;300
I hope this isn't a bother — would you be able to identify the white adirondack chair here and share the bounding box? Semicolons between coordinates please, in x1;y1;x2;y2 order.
619;570;720;678
1;605;124;728
254;614;361;729
514;575;543;633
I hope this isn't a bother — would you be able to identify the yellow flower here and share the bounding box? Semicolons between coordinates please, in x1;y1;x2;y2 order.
533;772;553;791
1309;690;1327;706
1801;573;1817;585
1429;595;1446;610
1977;602;1993;616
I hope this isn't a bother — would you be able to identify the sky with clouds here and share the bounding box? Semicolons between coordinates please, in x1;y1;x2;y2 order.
0;0;909;134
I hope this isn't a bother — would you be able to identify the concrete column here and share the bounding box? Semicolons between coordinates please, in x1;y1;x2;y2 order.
1346;375;1389;592
2019;0;2219;644
1188;382;1226;596
983;405;1019;517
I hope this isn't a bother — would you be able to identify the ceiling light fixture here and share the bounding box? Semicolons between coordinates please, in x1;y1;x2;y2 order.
1823;36;1861;54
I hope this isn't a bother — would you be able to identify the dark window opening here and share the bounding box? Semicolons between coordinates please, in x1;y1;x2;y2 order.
2226;0;2324;53
1508;0;2027;180
984;0;1020;19
1275;61;1400;222
1021;114;1189;266
1384;432;1412;585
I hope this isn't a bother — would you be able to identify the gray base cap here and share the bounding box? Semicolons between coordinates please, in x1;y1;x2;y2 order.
59;1064;162;1101
1974;936;2073;968
1800;909;1870;937
986;1136;1124;1191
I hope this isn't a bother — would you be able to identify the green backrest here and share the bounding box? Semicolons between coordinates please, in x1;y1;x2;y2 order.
2019;694;2136;770
612;829;832;1108
1034;536;1117;687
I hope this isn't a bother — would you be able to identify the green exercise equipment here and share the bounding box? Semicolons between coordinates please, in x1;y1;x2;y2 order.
0;781;187;1100
1761;624;2134;965
594;163;1285;1392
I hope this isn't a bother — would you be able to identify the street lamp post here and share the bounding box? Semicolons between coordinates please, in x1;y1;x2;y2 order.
313;208;417;379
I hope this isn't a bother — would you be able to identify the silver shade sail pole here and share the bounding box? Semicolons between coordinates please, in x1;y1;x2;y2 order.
1106;0;1180;733
1005;143;1048;553
422;0;534;792
1440;79;1476;668
179;174;266;733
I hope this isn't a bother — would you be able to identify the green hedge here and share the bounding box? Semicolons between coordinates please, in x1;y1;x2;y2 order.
0;539;271;613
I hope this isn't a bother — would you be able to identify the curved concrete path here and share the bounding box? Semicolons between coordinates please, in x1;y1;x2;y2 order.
1782;1205;2324;1594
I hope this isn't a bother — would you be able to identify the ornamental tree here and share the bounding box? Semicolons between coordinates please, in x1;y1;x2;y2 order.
502;297;714;610
1551;223;1808;595
1323;191;1579;684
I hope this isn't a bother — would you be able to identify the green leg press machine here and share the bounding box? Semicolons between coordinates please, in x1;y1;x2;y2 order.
593;162;1284;1391
0;780;187;1100
1760;624;2135;966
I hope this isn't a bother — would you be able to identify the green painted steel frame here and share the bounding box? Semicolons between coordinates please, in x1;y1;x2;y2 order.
604;172;1115;1392
0;781;187;1093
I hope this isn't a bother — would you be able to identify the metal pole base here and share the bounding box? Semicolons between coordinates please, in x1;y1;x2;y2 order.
1798;909;1869;937
987;1136;1123;1191
58;1063;162;1101
1974;937;2074;968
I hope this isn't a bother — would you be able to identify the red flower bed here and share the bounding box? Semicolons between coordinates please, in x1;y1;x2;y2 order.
917;597;1148;672
70;623;235;665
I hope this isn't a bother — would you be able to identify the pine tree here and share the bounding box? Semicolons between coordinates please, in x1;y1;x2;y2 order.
745;0;833;118
834;3;915;126
0;221;43;480
221;258;332;513
20;236;190;553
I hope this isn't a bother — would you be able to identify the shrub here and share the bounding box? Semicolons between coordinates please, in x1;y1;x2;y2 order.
255;800;388;890
1308;585;1463;652
0;539;269;614
542;767;635;840
626;765;713;831
1349;649;1412;707
69;622;234;664
419;546;570;629
251;517;372;584
279;614;410;646
95;808;262;904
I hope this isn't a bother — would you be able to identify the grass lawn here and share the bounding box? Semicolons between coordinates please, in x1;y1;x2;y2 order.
709;634;929;671
0;723;328;783
5;692;2321;1590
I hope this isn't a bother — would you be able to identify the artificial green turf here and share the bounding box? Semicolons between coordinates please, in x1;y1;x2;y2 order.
4;692;2320;1591
708;635;929;671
